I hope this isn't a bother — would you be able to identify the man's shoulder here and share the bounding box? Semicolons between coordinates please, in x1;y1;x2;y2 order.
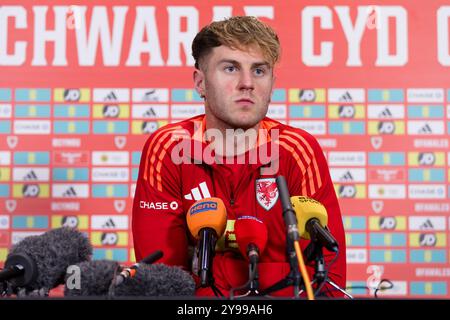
140;115;204;165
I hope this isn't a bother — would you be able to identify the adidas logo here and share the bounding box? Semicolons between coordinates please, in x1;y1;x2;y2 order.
339;171;354;182
143;107;157;117
419;219;434;230
62;187;77;197
104;91;118;102
418;124;433;134
23;170;38;181
102;218;116;229
378;108;393;118
184;182;211;201
339;92;353;102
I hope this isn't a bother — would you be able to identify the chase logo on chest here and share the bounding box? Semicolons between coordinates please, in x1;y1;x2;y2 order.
255;178;279;211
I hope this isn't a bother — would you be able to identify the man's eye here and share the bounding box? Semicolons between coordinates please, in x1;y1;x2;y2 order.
224;66;237;72
254;68;265;76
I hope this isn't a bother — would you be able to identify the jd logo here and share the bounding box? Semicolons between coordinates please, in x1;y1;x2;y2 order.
63;89;81;102
22;184;40;198
103;105;120;118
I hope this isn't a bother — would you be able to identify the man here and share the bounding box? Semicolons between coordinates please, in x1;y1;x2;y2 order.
132;16;346;297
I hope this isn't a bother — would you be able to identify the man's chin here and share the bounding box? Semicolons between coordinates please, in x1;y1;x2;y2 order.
229;119;260;130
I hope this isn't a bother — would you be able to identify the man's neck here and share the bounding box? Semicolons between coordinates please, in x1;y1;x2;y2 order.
205;114;260;157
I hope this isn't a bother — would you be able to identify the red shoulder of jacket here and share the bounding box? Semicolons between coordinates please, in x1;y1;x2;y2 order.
265;118;325;196
141;115;204;191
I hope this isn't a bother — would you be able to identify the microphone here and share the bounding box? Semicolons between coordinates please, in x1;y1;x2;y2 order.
64;260;195;297
64;260;121;297
186;197;227;287
276;176;300;241
233;216;268;295
1;227;92;295
234;216;268;266
290;196;339;252
113;264;195;297
113;250;163;286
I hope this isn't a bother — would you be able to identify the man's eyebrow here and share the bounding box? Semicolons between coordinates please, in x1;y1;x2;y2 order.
217;59;271;68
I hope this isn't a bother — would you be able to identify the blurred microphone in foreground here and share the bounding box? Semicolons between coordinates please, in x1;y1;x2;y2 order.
113;250;163;286
186;197;227;289
0;227;92;297
64;255;195;297
231;216;268;297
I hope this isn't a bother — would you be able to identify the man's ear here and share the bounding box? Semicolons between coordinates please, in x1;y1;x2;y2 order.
193;69;206;98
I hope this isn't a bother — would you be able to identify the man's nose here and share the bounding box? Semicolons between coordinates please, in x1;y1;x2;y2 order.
237;70;254;91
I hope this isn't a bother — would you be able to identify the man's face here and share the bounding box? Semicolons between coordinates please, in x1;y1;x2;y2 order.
194;45;275;130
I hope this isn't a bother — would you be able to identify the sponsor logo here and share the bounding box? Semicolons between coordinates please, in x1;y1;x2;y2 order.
331;168;366;183
289;121;326;135
14;120;50;134
346;249;367;264
409;217;446;231
328;89;365;103
63;88;81;102
0;151;11;165
91;216;128;230
171;104;205;118
407;88;444;103
62;216;79;228
328;152;366;166
54;152;89;165
299;89;316;102
184;182;211;201
139;201;178;211
91;151;129;166
378;217;396;230
52;139;81;147
51;202;80;211
369;184;406;199
189;201;217;215
132;88;169;102
409;185;446;199
0;215;9;229
267;104;287;119
367;104;406;119
408;121;445;135
338;185;357;198
132;105;169;118
101;232;119;245
52;184;89;198
93;89;129;103
92;168;129;182
418;152;436;166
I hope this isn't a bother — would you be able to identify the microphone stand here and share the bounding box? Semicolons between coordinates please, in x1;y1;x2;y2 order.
260;176;302;298
303;242;353;299
229;259;260;299
259;236;301;297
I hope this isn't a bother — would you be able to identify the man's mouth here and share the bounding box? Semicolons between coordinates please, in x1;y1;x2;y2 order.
235;98;254;105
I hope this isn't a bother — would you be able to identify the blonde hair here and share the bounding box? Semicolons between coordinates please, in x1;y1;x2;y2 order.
192;16;280;69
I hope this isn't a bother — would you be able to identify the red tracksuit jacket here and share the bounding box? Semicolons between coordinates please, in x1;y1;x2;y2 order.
132;115;346;297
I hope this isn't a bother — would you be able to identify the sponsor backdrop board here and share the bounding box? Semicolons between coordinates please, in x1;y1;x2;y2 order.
1;0;450;298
